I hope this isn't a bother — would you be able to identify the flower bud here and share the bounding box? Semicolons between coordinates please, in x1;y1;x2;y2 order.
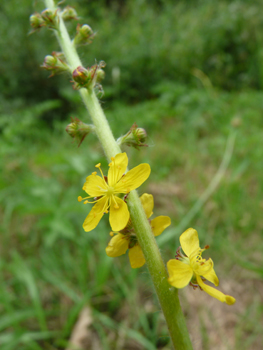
96;69;105;83
72;66;91;86
41;9;59;30
30;13;45;32
61;6;78;21
66;117;95;147
73;24;94;46
117;123;148;149
41;52;69;77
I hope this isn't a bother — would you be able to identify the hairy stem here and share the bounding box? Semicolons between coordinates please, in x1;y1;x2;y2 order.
43;1;193;348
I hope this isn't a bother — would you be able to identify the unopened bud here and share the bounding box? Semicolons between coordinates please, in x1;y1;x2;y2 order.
41;52;69;77
66;117;95;147
30;13;44;32
96;69;105;83
72;66;91;86
117;123;148;149
41;9;59;30
73;24;94;46
61;6;78;21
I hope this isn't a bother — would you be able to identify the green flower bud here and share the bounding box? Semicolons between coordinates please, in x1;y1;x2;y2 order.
61;6;78;21
29;13;44;32
41;9;59;30
96;69;105;83
117;123;148;149
66;117;95;147
41;52;69;77
73;24;94;46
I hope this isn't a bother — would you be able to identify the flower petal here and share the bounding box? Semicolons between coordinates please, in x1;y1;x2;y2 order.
108;152;128;187
140;193;154;218
196;275;236;305
128;244;146;268
151;216;171;236
109;196;130;231
180;228;200;257
83;196;108;232
202;266;219;286
114;163;151;193
167;259;193;289
106;234;129;257
83;174;108;197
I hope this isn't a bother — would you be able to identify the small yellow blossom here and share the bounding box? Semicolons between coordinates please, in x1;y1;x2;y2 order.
167;228;236;305
79;152;151;232
106;193;171;268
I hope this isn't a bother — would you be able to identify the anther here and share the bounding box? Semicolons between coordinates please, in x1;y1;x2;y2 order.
84;200;88;204
110;232;114;237
78;196;83;202
111;157;115;161
204;245;210;250
114;204;119;209
95;163;101;168
92;171;97;175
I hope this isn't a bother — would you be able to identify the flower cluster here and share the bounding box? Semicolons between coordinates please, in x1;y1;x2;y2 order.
78;153;236;304
167;228;236;305
72;62;105;90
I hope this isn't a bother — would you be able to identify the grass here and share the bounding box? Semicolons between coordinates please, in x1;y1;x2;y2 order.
0;83;263;349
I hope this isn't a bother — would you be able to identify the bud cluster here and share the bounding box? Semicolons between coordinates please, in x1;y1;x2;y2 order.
66;117;95;147
72;61;106;90
117;123;148;149
41;52;70;77
73;24;95;47
30;9;59;31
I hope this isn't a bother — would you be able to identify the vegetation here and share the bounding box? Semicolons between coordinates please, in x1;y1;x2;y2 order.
0;0;262;349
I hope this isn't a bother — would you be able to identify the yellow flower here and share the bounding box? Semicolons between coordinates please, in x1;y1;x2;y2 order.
167;228;236;305
105;193;171;268
78;152;151;232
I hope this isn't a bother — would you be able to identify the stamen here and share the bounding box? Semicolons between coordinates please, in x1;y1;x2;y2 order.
94;162;107;183
78;196;83;202
111;195;120;210
92;171;97;175
84;200;88;204
110;231;114;237
204;245;210;250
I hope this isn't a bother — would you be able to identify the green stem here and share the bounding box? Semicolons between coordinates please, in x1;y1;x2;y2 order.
43;1;193;348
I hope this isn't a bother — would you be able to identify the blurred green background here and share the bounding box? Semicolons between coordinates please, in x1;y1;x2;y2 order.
1;0;263;349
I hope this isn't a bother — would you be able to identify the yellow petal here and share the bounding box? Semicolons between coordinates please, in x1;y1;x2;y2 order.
108;152;128;187
83;174;108;197
109;196;130;231
106;234;129;257
114;163;151;193
180;228;200;257
202;266;219;286
196;275;236;305
140;193;154;218
128;244;146;268
83;196;108;232
151;216;171;236
167;259;193;288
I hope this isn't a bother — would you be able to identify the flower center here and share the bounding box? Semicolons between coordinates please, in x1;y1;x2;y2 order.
107;186;115;196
